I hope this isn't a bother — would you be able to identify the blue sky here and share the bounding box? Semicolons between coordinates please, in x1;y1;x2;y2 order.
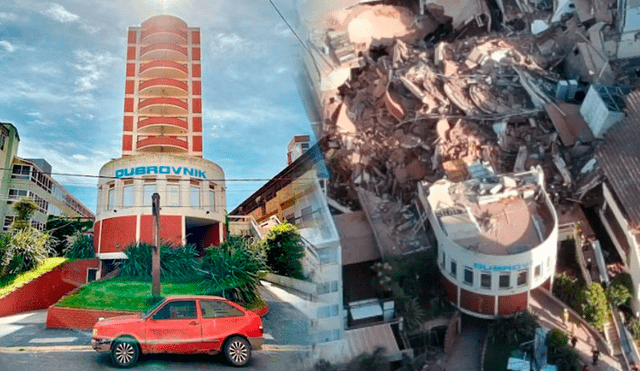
0;0;311;213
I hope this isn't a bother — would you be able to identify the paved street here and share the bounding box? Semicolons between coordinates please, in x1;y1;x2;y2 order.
0;282;316;369
0;348;310;371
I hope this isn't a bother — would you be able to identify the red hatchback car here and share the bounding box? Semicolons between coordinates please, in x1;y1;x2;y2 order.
91;295;265;368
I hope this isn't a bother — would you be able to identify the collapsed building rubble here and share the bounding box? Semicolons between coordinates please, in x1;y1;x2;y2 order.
296;0;640;260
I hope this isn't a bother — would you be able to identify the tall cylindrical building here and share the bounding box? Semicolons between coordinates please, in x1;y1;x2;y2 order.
94;15;226;261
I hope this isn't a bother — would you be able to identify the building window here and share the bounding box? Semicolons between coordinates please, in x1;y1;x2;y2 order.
463;267;473;286
167;179;180;206
301;205;313;223
450;260;457;278
8;189;28;201
534;264;542;280
190;181;200;208
286;213;295;224
208;184;215;211
499;273;510;289
143;180;157;207
3;216;15;232
122;181;134;207
481;272;491;289
0;134;6;151
107;187;116;210
441;251;446;269
11;165;31;180
517;270;528;286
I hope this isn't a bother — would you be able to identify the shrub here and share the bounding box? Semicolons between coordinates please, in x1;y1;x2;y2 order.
199;237;266;304
628;316;640;342
119;243;199;281
577;283;609;331
2;227;52;276
46;215;93;256
488;311;539;344
63;232;95;259
547;344;580;371
11;197;38;231
262;223;305;279
606;283;631;307
546;329;569;349
553;272;583;310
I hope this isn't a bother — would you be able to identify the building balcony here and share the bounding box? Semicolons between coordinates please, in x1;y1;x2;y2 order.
139;78;188;97
138;97;188;115
136;136;188;153
139;60;188;79
141;15;187;30
141;27;187;45
140;43;188;61
137;117;189;133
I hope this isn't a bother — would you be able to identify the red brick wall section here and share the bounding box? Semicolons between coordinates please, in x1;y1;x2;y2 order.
100;215;137;253
139;215;183;246
0;259;99;317
498;291;528;316
440;273;458;306
460;288;495;316
542;277;552;291
46;307;140;330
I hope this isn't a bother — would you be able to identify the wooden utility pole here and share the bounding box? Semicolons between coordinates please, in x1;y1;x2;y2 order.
151;192;161;299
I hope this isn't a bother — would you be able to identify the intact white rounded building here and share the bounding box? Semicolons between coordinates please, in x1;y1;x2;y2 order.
94;153;226;259
417;166;558;318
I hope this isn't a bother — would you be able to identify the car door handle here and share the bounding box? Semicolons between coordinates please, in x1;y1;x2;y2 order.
189;321;199;325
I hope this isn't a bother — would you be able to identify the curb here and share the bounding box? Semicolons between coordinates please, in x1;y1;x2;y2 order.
261;344;312;352
0;345;94;353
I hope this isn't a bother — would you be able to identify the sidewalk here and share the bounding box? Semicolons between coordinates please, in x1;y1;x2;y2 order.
0;310;92;350
529;289;622;371
444;314;486;371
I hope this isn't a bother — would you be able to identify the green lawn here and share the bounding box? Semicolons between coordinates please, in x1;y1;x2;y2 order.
483;342;520;371
0;257;68;298
56;277;264;312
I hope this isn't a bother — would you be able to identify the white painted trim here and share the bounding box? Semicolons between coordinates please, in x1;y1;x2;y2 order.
96;252;128;260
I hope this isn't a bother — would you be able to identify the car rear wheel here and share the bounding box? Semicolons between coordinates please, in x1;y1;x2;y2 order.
224;336;251;367
110;337;139;368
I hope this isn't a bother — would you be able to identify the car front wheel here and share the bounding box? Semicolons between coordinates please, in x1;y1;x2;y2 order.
224;336;251;367
110;337;139;368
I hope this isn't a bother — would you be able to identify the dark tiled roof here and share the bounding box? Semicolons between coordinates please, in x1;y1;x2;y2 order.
596;90;640;227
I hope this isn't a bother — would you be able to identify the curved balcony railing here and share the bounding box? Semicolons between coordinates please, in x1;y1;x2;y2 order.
139;60;188;79
140;43;187;60
141;15;187;30
137;117;188;131
138;97;188;110
141;27;187;43
139;78;188;96
136;136;188;151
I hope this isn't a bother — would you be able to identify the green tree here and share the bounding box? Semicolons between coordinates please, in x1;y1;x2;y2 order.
1;227;52;276
606;283;631;307
200;237;266;304
488;311;540;344
12;197;38;231
62;232;95;259
120;243;199;282
578;283;609;331
627;316;640;341
262;223;305;279
553;272;583;310
45;215;93;256
546;329;569;349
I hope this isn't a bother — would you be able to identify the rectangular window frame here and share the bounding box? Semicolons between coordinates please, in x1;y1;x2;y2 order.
517;270;528;286
450;260;457;278
481;272;491;289
463;266;473;286
499;273;510;289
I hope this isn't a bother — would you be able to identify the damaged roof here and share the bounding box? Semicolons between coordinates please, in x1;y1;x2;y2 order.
596;90;640;229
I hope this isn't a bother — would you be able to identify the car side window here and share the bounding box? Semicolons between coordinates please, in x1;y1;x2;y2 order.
200;300;244;319
152;300;197;320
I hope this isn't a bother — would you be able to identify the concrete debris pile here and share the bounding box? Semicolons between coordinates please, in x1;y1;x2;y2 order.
300;0;640;256
320;31;592;213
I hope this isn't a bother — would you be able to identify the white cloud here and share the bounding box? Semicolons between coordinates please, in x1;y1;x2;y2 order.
71;50;118;105
29;63;62;76
0;12;19;23
43;3;79;23
0;41;15;53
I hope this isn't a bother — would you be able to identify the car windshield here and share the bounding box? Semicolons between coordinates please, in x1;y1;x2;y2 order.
141;298;167;318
